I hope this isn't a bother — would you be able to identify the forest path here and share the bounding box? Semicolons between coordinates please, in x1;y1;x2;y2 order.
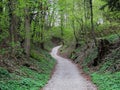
42;46;97;90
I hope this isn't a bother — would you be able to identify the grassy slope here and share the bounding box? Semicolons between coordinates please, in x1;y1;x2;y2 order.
0;49;56;90
83;34;120;90
91;72;120;90
85;47;120;90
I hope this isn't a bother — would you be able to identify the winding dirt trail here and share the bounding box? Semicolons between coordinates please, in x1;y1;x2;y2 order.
43;46;97;90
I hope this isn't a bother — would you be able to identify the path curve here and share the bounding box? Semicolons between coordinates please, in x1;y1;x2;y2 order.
43;46;97;90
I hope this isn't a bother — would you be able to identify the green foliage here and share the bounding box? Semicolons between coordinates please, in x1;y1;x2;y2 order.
0;78;42;90
102;0;120;11
49;27;62;39
0;48;7;55
99;47;120;72
0;50;56;90
31;49;56;73
91;72;120;90
0;1;9;43
83;48;98;66
0;0;120;89
104;34;120;43
0;67;10;79
101;0;120;21
99;60;113;73
80;34;120;90
63;27;74;44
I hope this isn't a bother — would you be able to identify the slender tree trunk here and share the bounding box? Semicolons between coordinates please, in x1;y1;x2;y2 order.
8;0;18;55
40;2;45;49
0;0;2;12
72;20;79;48
25;8;30;59
48;6;55;29
0;1;2;34
84;0;89;46
90;0;97;46
40;21;44;49
60;11;64;45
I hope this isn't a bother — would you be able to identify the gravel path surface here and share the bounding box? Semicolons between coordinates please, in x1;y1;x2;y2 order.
43;46;97;90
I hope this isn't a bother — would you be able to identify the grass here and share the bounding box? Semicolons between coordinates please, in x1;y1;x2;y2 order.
0;49;56;90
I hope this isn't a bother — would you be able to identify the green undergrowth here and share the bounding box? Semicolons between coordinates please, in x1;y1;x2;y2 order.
99;48;120;73
91;72;120;90
82;46;120;90
0;49;56;90
91;47;120;90
82;34;120;90
82;48;98;73
103;34;120;43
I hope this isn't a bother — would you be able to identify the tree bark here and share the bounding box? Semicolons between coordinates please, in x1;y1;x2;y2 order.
72;20;79;48
83;0;89;46
25;8;31;59
0;0;3;12
39;1;46;49
8;0;18;55
60;11;64;45
90;0;97;46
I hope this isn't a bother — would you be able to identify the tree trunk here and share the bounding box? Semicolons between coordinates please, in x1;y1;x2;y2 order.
72;20;79;48
0;0;3;35
60;11;64;45
84;0;89;47
8;0;18;55
0;0;3;12
90;0;97;46
40;2;46;49
25;8;30;59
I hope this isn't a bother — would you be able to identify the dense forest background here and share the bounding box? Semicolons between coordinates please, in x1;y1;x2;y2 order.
0;0;120;90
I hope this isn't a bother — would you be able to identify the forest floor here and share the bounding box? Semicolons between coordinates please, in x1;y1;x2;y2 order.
0;47;56;90
43;46;97;90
